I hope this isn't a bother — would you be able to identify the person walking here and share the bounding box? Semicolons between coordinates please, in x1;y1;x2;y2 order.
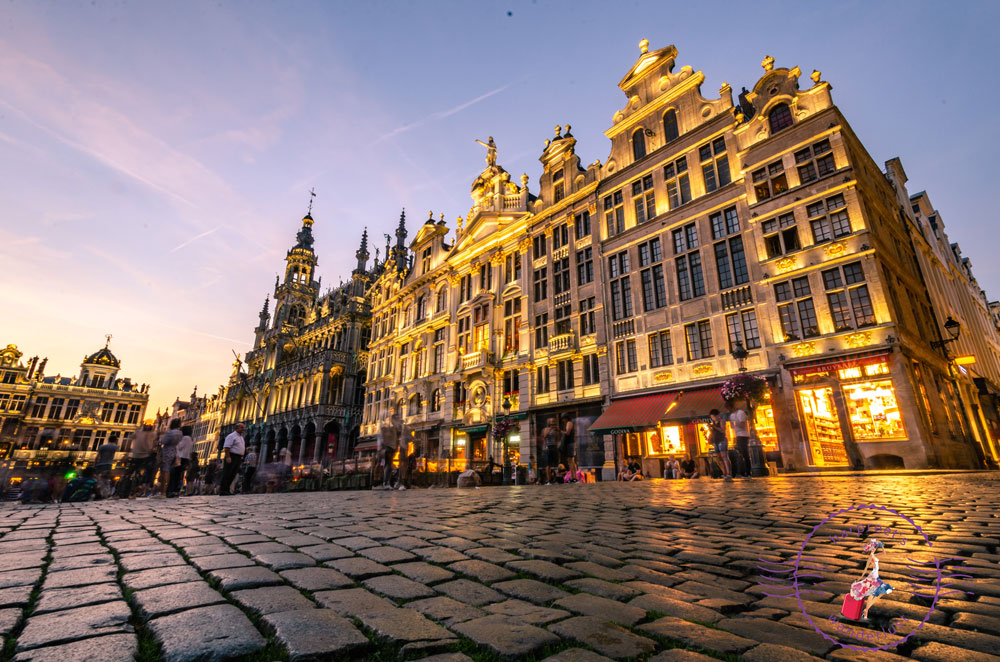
203;459;218;495
708;409;733;482
154;420;182;498
168;425;193;497
241;446;258;494
542;418;560;484
185;451;201;495
129;424;156;498
562;417;578;480
376;415;399;489
95;436;119;498
219;423;246;496
729;400;752;478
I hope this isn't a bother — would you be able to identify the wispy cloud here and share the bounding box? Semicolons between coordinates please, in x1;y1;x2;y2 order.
169;227;219;253
374;82;516;144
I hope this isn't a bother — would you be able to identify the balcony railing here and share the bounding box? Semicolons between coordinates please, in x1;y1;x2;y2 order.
721;285;753;311
612;319;635;339
549;332;577;354
461;350;490;370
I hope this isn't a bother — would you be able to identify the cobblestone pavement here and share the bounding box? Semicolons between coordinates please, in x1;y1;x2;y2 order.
2;473;999;662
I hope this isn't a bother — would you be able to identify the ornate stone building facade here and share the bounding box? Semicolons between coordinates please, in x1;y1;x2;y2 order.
0;340;149;473
360;40;1000;474
152;385;227;460
219;210;372;467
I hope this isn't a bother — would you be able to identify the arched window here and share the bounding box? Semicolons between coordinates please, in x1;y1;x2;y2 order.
431;389;442;412
768;103;793;134
436;287;447;314
407;394;421;416
416;294;427;321
632;129;647;161
663;109;679;142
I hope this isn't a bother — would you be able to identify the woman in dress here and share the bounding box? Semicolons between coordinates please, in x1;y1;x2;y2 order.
850;538;894;620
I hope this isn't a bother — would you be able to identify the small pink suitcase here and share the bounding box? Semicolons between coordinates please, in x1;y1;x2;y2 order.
841;593;863;620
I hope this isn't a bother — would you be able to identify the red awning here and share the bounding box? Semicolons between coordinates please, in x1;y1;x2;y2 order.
666;386;727;421
589;392;679;433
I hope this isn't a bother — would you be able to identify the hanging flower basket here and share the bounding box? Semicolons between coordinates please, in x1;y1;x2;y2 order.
721;374;768;405
491;417;514;441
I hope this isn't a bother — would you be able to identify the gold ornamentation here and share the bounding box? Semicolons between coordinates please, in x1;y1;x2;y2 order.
595;347;608;356
489;252;505;266
845;332;872;348
776;257;796;273
761;55;775;72
517;238;531;253
825;242;846;257
639;38;649;54
543;225;553;237
692;364;714;376
654;371;673;383
792;342;817;357
811;70;822;84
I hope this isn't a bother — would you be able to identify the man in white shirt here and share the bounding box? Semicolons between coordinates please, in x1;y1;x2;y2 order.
219;423;246;496
729;402;752;478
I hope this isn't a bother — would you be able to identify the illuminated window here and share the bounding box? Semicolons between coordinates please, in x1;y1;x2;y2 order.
768;103;793;133
796;386;849;466
700;137;731;193
752;160;789;202
503;298;521;354
604;190;625;237
647;426;683;455
553;168;565;203
795;138;835;184
822;261;876;330
775;277;819;340
632;174;656;224
844;380;906;441
663;157;691;209
808;194;852;243
763;212;800;258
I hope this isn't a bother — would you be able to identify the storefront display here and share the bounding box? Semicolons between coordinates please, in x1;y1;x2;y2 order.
843;379;906;441
645;426;684;456
797;386;849;466
754;402;778;451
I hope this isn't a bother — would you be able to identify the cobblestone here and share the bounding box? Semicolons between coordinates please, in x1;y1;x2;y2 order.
2;473;998;661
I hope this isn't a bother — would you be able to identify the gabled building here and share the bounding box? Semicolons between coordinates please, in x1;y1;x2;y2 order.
219;209;372;468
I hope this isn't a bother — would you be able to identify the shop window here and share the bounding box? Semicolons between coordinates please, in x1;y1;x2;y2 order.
647;426;684;456
632;174;656;224
797;386;849;466
663;157;692;209
579;297;596;336
574;210;591;239
763;213;800;258
808;193;852;243
769;103;793;134
822;261;876;330
775;277;819;340
684;320;713;361
604;190;625;237
752;160;789;202
663;109;680;142
755;397;778;451
795;138;835;184
700;137;731;193
843;379;906;441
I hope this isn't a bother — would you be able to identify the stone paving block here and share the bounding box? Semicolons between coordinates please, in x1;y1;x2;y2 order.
413;654;474;662
223;533;269;545
554;592;646;626
46;553;116;573
275;533;327;547
49;543;103;558
16;601;132;651
434;578;504;606
363;574;436;600
208;565;285;590
0;540;47;555
892;617;1000;656
0;586;33;608
672;580;755;604
484;598;570;625
105;539;170;555
42;565;116;589
909;641;1000;662
407;595;484;626
34;582;122;614
297;543;354;561
133;580;226;619
231;585;316;616
263;608;368;660
647;650;718;662
122;565;203;591
0;608;21;637
3;552;48;571
238;541;294;555
717;616;836;656
542;650;616;662
741;643;826;662
465;546;521;565
507;559;583;583
453;614;560;657
280;567;354;591
11;633;138;662
493;578;571;605
392;561;455;584
639;616;756;655
412;546;471;564
358;545;417;564
952;612;1000;636
326;556;392;578
356;606;455;644
548;615;657;660
334;536;380;551
149;604;266;662
190;552;256;572
180;544;233;558
313;588;398;617
449;559;516;583
565;561;636;582
253;551;316;570
565;577;642;601
118;551;187;572
383;535;432;550
628;592;724;623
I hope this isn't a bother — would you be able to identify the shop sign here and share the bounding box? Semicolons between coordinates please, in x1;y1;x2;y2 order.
790;353;890;384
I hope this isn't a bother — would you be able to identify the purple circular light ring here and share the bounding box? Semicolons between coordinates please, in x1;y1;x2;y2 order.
793;503;938;652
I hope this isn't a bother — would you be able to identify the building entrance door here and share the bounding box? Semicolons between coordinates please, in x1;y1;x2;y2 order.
796;386;849;466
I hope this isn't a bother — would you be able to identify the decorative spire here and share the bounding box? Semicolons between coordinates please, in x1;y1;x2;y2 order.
304;187;316;224
356;227;370;263
639;38;649;55
761;55;775;72
104;334;112;349
260;295;270;316
395;209;408;246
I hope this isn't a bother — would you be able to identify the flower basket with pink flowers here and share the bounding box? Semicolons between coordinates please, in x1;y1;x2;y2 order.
721;374;768;405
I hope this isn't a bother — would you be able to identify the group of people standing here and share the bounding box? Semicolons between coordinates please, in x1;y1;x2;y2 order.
706;400;753;481
373;412;417;490
540;417;578;485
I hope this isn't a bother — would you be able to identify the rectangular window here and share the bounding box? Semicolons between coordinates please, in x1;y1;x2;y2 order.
534;313;549;348
433;343;445;373
615;339;638;373
503;298;521;354
66;399;80;420
576;247;594;285
579;297;596;336
741;310;761;349
763;212;800;258
603;190;625;237
47;398;64;420
421;246;432;274
536;365;550;392
631;174;656;224
532;234;547;260
648;331;673;368
664;157;691;209
583;353;600;385
574;211;591;239
114;402;128;424
609;250;633;320
554;303;572;335
553;256;570;294
684;320;713;360
504;252;521;284
553;168;565;203
552;223;569;251
533;267;548;301
823;261;875;330
557;360;575;391
458;317;471;353
795;138;835;184
503;369;519;395
808;194;852;243
752;159;789;202
700;136;731;193
30;396;48;418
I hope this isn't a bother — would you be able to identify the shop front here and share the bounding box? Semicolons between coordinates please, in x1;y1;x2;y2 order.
786;351;914;469
530;402;604;475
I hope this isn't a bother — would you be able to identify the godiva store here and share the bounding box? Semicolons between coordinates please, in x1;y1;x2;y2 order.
788;351;907;468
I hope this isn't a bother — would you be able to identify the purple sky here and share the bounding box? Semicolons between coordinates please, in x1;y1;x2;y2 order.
2;1;997;416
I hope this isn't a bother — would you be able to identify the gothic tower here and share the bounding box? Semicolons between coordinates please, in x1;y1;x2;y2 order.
274;211;320;328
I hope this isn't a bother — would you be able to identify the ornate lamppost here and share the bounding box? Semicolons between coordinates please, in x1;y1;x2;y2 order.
726;341;769;477
501;395;512;485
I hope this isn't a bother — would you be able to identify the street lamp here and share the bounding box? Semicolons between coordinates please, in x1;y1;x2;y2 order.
729;340;767;477
501;395;512;486
931;316;962;352
731;340;749;373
